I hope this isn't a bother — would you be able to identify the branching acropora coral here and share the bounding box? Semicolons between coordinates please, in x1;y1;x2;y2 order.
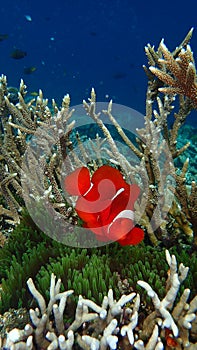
0;29;196;249
149;29;197;108
144;28;197;247
1;250;196;349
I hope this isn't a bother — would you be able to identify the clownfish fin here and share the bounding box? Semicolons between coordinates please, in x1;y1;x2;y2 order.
118;226;144;246
64;167;91;195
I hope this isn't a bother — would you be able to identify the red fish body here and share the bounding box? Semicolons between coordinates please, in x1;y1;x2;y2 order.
64;165;144;245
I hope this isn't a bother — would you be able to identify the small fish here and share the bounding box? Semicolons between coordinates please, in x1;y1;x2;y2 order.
10;49;27;59
29;91;38;97
23;66;36;74
0;34;8;42
25;15;32;21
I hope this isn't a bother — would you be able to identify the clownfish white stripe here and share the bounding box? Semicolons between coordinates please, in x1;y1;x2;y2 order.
107;209;134;234
113;209;134;222
82;182;93;196
111;187;125;200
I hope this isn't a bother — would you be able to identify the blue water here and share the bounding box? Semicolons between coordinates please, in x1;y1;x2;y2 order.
0;0;197;125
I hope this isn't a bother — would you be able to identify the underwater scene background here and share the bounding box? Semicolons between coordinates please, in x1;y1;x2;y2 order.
0;0;197;124
0;0;197;349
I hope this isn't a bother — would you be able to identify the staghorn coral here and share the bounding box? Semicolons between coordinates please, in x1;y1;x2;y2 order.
0;79;74;226
0;250;196;349
143;28;197;247
148;28;197;108
0;30;196;249
0;28;197;350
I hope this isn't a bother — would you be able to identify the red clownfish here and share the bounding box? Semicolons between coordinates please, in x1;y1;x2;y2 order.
64;165;144;246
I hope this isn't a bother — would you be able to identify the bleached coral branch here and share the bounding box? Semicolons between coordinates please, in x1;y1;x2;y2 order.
137;250;190;337
134;325;164;350
27;278;47;315
67;296;99;333
1;250;196;349
121;310;138;345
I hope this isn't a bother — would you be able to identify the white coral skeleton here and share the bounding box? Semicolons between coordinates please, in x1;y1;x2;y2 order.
1;250;197;349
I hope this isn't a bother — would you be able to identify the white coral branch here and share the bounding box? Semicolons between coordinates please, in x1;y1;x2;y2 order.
138;250;190;337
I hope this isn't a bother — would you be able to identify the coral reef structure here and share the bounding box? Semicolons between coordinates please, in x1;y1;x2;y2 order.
1;250;196;349
0;29;196;350
0;30;196;249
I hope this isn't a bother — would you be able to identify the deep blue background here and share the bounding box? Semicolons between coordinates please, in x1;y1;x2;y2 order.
0;0;197;124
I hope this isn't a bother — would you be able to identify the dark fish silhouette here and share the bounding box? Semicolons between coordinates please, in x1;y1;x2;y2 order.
10;49;27;59
0;34;8;41
23;66;36;74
